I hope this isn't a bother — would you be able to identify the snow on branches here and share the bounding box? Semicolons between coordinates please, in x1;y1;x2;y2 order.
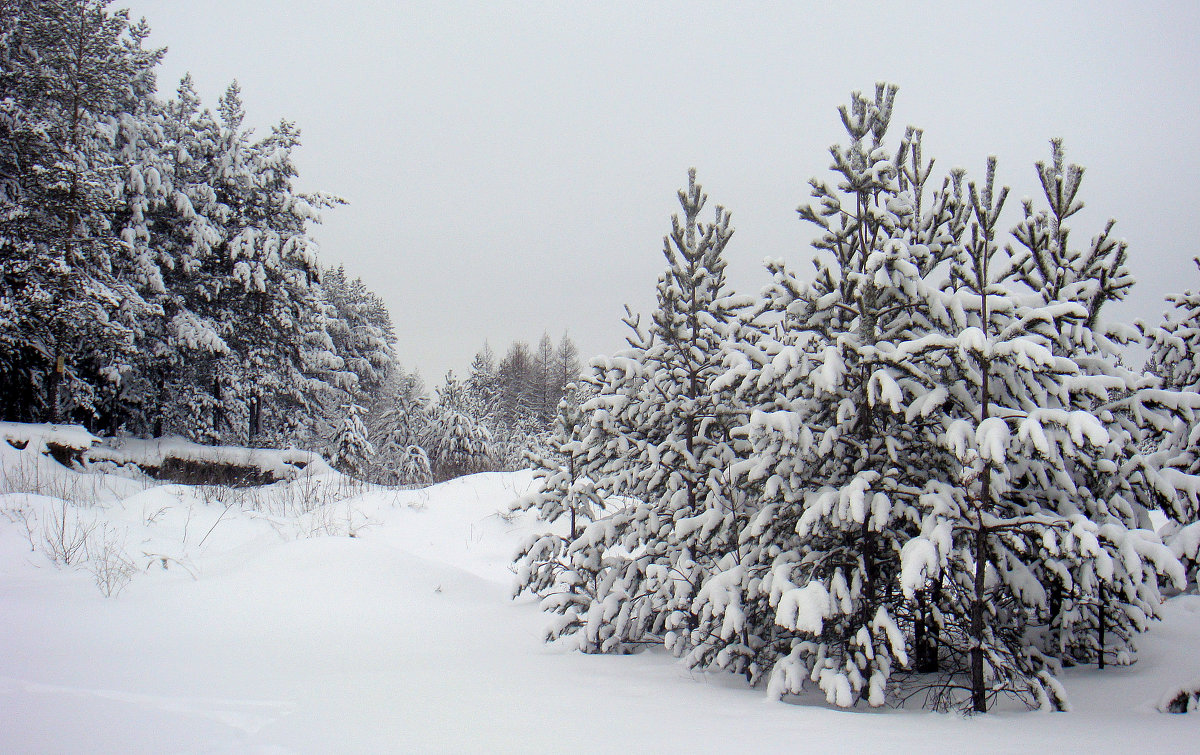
514;84;1200;714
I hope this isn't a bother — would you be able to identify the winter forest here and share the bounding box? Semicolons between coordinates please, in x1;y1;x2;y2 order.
4;1;1200;751
0;1;584;484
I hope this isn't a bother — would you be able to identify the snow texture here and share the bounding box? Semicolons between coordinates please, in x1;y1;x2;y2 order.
2;438;1200;751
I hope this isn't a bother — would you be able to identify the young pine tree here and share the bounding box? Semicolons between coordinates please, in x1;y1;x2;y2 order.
515;170;751;659
330;402;375;479
725;87;970;705
429;371;493;480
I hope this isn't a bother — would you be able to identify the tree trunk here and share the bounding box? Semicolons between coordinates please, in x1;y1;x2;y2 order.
46;359;61;423
212;377;223;438
569;452;578;540
1049;579;1062;661
915;586;940;673
862;518;876;628
915;589;928;672
971;521;989;713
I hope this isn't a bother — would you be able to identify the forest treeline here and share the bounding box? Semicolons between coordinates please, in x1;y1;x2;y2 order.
514;87;1200;713
0;1;578;482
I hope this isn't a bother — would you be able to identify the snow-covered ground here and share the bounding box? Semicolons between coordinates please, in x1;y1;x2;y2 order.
2;435;1199;753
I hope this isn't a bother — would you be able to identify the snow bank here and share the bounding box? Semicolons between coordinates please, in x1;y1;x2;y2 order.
2;448;1200;751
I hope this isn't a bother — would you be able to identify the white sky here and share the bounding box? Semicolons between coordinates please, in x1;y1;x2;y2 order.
124;0;1200;382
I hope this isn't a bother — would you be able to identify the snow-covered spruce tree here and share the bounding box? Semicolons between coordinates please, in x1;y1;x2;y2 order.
370;367;434;485
428;371;493;481
515;169;752;658
329;402;375;478
719;85;973;705
894;147;1186;712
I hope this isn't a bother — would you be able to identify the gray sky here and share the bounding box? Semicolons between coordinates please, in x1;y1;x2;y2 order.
125;0;1200;382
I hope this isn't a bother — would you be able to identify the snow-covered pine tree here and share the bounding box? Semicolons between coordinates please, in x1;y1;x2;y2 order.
370;366;434;485
136;75;239;441
511;382;606;606
1005;143;1198;672
516;169;751;660
1141;260;1200;582
206;85;344;446
428;371;493;480
321;265;398;429
513;382;602;537
720;86;972;705
465;343;500;417
893;145;1186;712
330;402;375;478
1142;258;1200;525
1145;260;1200;401
0;0;163;424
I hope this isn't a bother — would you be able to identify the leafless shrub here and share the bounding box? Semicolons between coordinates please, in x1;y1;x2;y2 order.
88;524;135;598
1;503;38;551
41;501;96;566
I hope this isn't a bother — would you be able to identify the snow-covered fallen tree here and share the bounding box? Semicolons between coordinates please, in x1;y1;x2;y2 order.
1;421;332;487
89;435;333;486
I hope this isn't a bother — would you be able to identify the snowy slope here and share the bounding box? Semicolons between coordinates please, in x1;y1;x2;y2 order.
2;443;1199;753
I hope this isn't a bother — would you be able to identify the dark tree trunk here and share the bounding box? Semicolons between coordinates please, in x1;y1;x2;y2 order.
47;355;62;423
862;518;876;629
970;522;989;713
1049;579;1062;660
213;377;224;438
915;586;939;673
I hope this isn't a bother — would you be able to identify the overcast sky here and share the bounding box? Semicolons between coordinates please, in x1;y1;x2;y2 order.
124;0;1200;382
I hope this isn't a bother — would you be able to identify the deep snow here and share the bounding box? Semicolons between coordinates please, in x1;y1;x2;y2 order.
1;437;1199;753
